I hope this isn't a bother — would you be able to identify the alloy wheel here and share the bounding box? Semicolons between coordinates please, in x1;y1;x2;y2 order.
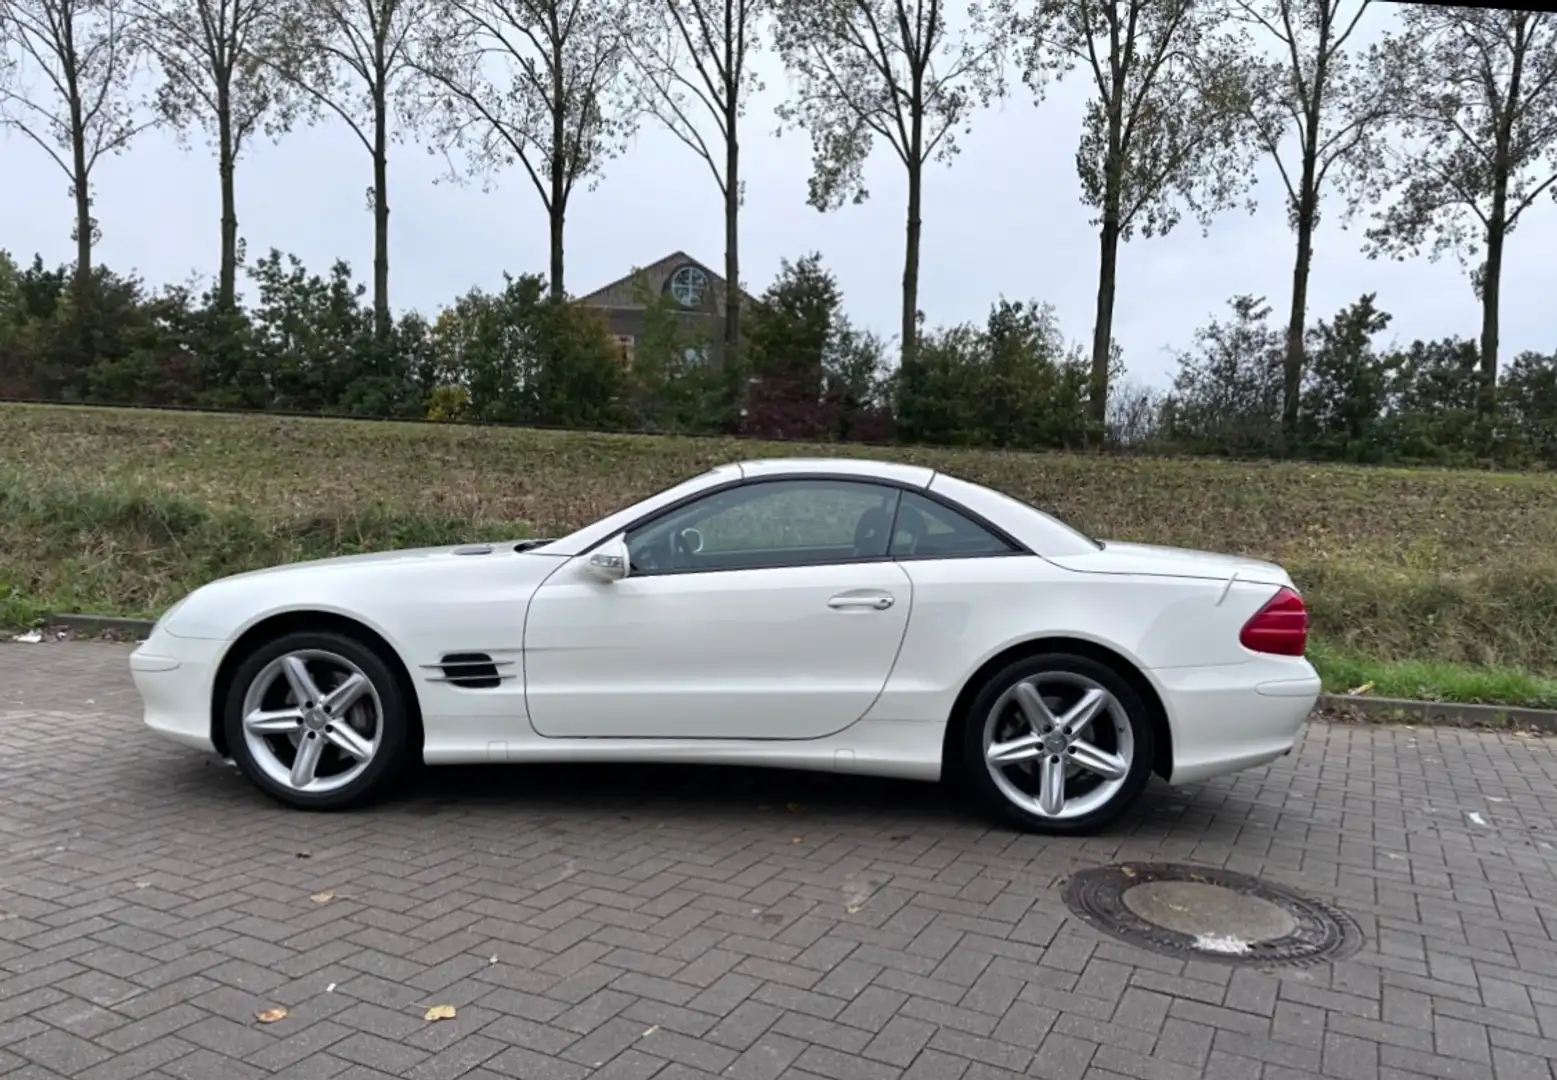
981;671;1134;821
239;649;384;794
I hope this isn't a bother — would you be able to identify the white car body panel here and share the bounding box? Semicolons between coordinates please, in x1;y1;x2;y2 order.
130;457;1321;797
523;558;914;739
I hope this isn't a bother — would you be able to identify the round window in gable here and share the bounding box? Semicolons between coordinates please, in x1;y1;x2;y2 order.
668;265;709;308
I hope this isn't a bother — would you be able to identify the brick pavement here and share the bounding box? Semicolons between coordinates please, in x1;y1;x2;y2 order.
2;641;1556;1080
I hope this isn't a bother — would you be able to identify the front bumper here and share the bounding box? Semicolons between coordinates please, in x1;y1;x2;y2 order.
130;631;226;753
1155;658;1321;785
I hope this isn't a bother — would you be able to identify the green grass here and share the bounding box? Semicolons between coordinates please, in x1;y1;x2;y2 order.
4;401;1556;708
1309;643;1557;710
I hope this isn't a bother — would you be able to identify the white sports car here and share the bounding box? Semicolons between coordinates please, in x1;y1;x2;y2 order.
130;457;1319;834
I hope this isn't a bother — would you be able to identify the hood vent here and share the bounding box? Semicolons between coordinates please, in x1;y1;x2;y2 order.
453;544;494;556
425;652;511;689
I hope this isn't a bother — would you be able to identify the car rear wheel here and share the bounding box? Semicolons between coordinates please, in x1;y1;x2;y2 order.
223;630;411;811
961;652;1154;835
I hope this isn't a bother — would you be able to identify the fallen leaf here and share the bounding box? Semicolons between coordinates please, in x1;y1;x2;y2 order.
488;956;498;965
639;1025;659;1038
789;837;805;845
424;1004;456;1021
256;1007;288;1024
1348;680;1375;696
846;904;863;915
134;881;150;889
310;892;335;904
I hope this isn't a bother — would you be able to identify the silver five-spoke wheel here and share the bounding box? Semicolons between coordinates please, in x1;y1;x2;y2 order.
963;653;1153;834
240;648;384;795
982;672;1133;821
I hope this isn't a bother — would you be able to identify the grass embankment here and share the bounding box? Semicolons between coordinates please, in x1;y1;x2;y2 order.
3;402;1555;708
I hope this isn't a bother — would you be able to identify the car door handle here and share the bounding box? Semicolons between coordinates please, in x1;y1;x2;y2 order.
828;593;895;611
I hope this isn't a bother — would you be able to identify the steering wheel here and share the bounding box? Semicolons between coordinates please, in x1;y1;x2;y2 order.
629;530;671;572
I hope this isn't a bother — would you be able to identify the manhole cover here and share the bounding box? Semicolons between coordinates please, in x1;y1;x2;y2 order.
1062;862;1363;968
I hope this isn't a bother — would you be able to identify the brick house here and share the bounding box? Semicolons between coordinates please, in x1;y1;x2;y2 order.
576;251;754;367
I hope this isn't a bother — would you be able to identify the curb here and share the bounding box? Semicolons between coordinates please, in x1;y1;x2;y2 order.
1318;693;1557;735
49;613;156;635
28;615;1557;737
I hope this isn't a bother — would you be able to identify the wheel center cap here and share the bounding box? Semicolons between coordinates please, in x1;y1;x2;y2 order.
1043;732;1069;754
303;710;327;732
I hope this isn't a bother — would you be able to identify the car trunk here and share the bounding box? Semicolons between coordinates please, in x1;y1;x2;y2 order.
1045;541;1295;588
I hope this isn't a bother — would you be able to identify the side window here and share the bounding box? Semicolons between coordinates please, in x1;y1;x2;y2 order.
889;491;1018;559
626;479;902;573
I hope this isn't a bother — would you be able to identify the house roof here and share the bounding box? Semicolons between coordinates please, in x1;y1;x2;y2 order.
576;250;757;310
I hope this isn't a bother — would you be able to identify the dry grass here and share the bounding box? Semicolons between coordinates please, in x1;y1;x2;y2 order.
3;402;1555;675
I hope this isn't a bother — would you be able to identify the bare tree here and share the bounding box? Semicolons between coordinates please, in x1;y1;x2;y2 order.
266;0;438;340
771;0;1005;369
626;0;765;353
129;0;302;309
1018;0;1257;429
1365;6;1557;416
1225;0;1386;443
412;0;640;301
0;0;155;291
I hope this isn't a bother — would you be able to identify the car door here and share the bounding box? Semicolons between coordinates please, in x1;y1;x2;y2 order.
523;477;914;740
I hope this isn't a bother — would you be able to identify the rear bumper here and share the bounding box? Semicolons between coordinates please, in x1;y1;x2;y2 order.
1155;659;1320;785
130;632;225;753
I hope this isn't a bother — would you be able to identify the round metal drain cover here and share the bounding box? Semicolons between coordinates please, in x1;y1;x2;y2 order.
1062;862;1363;968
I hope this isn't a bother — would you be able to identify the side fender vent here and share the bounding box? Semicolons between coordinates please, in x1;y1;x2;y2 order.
425;652;512;689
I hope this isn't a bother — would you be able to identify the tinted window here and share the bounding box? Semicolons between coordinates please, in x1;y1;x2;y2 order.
627;479;902;572
889;491;1017;558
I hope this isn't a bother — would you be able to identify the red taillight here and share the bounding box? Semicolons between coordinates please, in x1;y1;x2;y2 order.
1240;587;1309;656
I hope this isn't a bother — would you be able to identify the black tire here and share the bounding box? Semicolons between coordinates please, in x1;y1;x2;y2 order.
960;651;1155;835
223;629;412;811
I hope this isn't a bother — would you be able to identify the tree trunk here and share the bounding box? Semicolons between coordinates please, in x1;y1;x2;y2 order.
548;201;565;303
71;158;92;292
1089;58;1126;437
69;103;91;295
1477;12;1527;424
372;84;391;342
1479;183;1506;419
1283;179;1317;445
723;127;740;360
217;82;238;310
901;155;923;372
1088;219;1119;432
548;37;567;303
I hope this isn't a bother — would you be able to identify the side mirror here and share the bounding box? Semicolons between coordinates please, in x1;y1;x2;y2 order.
585;535;631;583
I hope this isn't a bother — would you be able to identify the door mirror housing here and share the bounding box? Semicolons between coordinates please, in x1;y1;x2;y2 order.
585;535;631;582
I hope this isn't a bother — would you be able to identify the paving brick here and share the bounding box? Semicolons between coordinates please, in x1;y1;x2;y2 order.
2;644;1556;1080
8;1028;113;1074
1031;1031;1097;1080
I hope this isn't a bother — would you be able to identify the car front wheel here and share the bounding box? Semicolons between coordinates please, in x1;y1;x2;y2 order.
962;652;1155;835
223;630;411;811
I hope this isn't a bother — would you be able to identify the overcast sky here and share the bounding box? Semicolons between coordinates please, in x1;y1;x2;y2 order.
2;3;1552;389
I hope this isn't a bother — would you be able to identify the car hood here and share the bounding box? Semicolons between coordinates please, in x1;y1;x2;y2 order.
1046;540;1294;587
213;539;559;581
155;540;565;640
